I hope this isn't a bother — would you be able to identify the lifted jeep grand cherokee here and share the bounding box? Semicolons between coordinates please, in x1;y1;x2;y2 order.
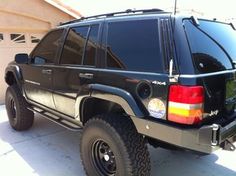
4;9;236;175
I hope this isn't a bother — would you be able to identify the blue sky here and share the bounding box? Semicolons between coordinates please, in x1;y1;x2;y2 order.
62;0;236;20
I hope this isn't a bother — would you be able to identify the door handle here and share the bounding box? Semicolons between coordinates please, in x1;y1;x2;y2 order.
79;73;94;79
42;69;52;75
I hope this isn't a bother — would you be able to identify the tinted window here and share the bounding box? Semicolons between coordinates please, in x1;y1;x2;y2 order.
83;25;99;66
184;20;233;73
199;20;236;62
106;20;163;72
31;29;63;64
60;26;89;65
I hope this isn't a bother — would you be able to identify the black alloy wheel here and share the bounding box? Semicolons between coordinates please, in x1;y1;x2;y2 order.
5;85;34;131
80;115;151;176
92;139;116;175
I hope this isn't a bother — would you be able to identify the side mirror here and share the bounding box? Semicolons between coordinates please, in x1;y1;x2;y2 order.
15;53;29;64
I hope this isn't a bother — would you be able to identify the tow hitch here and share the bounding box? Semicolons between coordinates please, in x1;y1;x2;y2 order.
219;119;236;151
221;138;236;151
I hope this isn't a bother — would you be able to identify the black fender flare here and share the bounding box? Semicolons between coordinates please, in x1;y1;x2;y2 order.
89;84;145;117
5;65;23;87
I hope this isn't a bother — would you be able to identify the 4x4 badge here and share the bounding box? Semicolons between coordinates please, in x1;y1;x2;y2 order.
152;81;166;86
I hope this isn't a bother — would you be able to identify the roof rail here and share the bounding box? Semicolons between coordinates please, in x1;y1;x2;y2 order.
60;8;164;26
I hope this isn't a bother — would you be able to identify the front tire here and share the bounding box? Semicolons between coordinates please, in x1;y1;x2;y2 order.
80;115;151;176
5;85;34;131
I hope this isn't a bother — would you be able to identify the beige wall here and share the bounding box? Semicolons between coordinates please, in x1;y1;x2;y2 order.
0;0;74;30
0;0;76;104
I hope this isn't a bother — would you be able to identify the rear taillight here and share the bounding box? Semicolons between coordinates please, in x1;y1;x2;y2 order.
168;85;204;125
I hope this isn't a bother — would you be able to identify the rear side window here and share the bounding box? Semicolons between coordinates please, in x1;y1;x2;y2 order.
83;25;99;66
31;29;63;64
60;26;89;65
106;19;163;72
184;20;233;73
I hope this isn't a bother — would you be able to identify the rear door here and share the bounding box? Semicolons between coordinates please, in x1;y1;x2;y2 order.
96;17;172;121
52;24;100;117
22;29;64;109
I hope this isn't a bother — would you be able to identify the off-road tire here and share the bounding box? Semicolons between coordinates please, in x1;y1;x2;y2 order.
5;84;34;131
80;114;151;176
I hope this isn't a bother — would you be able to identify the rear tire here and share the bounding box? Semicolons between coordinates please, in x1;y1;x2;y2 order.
80;114;151;176
5;85;34;131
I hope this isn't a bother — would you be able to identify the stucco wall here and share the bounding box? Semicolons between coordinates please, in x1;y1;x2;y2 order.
0;0;74;30
0;0;76;104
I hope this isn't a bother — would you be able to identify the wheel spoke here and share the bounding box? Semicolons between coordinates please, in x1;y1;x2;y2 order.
92;139;116;175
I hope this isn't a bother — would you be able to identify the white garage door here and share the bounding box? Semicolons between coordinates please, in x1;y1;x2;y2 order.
0;32;43;104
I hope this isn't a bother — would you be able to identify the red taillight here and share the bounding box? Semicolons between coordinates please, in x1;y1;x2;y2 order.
168;85;204;125
169;85;204;104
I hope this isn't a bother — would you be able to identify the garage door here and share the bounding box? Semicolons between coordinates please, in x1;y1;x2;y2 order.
0;32;43;104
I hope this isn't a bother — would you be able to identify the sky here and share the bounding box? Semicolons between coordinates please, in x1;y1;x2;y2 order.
62;0;236;20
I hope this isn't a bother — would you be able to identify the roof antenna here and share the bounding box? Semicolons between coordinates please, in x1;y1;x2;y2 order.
174;0;177;15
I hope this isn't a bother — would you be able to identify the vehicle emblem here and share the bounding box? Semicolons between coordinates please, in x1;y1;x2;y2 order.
152;81;166;86
209;110;219;116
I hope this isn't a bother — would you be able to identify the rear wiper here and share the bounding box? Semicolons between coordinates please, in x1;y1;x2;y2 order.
190;16;199;26
230;23;236;30
232;60;236;68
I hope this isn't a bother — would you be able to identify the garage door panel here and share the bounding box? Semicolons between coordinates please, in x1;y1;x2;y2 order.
0;31;44;104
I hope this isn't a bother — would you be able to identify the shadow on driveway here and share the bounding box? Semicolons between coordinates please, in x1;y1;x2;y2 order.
0;108;236;176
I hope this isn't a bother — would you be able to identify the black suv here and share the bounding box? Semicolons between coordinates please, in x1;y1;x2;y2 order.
4;9;236;175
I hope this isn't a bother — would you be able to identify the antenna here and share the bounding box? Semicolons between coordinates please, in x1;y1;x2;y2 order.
174;0;177;15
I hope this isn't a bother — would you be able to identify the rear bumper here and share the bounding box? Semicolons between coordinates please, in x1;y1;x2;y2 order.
132;117;236;154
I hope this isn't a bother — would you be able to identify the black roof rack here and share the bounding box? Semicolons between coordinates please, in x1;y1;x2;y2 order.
60;8;165;26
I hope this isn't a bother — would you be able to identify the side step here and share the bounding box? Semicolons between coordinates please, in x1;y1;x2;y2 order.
28;107;82;131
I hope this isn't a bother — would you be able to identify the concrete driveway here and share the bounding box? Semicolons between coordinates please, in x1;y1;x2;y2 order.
0;105;236;176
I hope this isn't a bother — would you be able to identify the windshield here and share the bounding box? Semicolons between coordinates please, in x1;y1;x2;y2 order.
184;19;236;73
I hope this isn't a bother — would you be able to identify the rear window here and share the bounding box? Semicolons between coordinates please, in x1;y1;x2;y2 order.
184;19;235;73
106;19;163;72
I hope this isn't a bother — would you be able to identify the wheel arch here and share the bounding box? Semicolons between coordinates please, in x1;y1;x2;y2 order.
79;84;146;124
5;65;22;87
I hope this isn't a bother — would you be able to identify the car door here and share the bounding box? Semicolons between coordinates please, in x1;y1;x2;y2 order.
22;29;64;109
52;24;100;117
